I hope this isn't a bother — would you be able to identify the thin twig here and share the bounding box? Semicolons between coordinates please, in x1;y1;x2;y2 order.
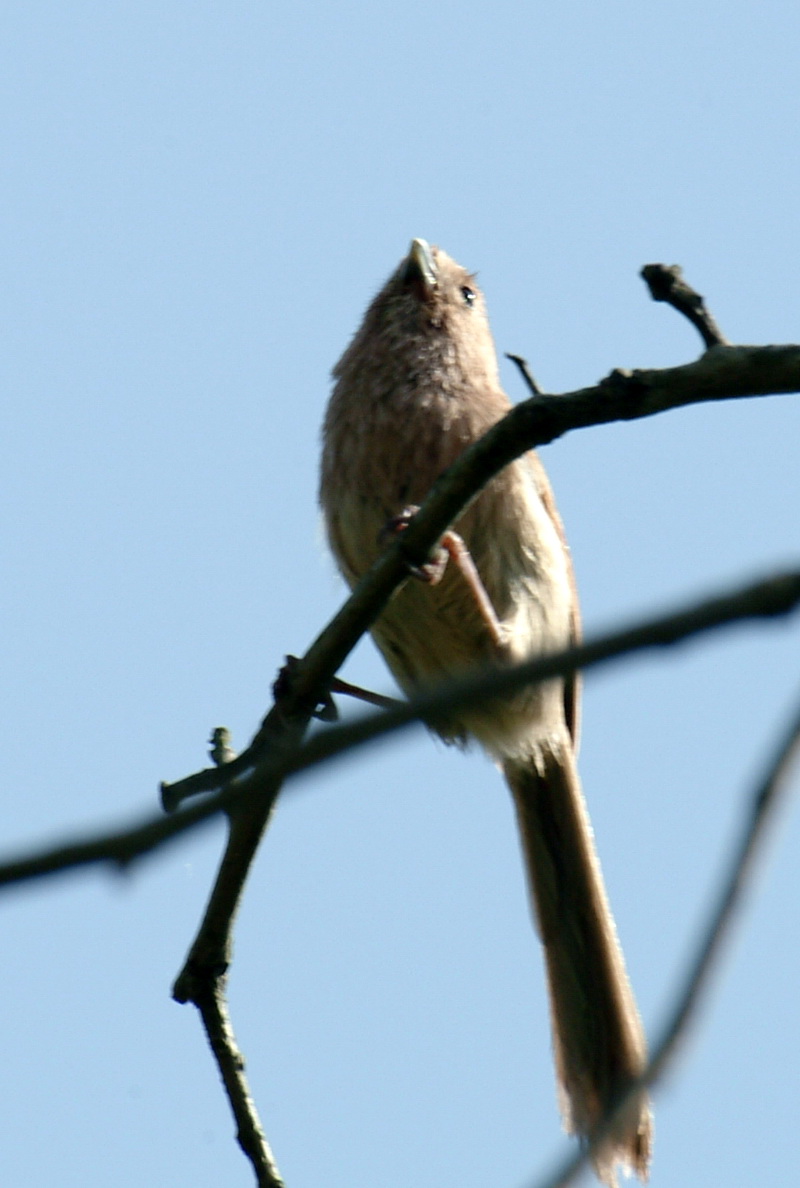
171;740;295;1002
171;749;298;1188
527;683;800;1188
506;353;544;395
0;794;226;887
194;974;285;1187
641;263;729;349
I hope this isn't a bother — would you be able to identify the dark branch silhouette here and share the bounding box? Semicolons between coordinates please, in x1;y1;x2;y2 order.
3;264;799;1187
1;568;797;894
161;259;800;1185
641;263;729;349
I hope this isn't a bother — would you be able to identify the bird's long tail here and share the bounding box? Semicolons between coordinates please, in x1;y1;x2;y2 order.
503;743;652;1185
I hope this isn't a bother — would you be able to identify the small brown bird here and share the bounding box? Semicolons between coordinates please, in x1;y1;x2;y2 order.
320;239;652;1184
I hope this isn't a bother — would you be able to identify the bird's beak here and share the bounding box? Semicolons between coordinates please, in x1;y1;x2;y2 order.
402;238;437;299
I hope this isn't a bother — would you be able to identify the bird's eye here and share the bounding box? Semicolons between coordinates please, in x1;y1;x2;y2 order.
461;286;476;306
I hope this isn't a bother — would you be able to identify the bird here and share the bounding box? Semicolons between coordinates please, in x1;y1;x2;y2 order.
319;238;652;1184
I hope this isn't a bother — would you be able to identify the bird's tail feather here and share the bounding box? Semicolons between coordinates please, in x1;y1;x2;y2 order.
503;744;652;1185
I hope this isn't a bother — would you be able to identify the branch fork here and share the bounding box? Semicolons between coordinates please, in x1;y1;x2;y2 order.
1;264;798;1188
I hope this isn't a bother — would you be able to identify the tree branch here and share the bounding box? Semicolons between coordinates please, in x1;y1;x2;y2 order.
1;567;798;892
162;344;800;814
194;973;285;1187
286;570;800;780
640;263;729;348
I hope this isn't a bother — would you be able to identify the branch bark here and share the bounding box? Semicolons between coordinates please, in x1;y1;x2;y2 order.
0;569;797;887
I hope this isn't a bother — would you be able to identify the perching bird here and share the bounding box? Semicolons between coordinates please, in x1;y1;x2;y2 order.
320;239;652;1184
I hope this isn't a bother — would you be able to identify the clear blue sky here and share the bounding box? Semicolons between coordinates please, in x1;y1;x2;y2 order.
2;3;799;1185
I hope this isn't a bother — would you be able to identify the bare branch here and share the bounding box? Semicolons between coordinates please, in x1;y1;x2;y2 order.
171;752;289;1001
193;973;285;1188
0;795;226;888
641;263;729;349
506;352;544;395
286;570;800;781
1;568;797;892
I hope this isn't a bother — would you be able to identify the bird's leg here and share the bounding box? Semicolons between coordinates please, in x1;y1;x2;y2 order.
328;676;403;712
437;529;508;651
274;655;401;722
383;506;507;651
